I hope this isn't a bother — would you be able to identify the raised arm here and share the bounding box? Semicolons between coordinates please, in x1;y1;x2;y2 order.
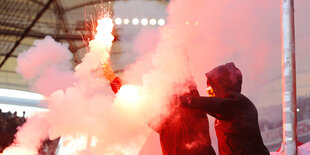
182;95;237;120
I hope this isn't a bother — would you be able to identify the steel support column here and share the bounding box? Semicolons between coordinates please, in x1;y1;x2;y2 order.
281;0;297;154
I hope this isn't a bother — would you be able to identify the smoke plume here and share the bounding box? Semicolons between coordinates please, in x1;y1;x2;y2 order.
3;0;310;154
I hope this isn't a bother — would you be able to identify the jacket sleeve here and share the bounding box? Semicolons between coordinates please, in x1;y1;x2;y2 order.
110;76;123;94
187;96;237;120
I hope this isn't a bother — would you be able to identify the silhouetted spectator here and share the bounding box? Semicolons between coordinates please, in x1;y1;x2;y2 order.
102;63;216;155
182;62;269;155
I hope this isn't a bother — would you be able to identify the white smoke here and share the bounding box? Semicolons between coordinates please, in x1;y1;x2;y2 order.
3;0;310;154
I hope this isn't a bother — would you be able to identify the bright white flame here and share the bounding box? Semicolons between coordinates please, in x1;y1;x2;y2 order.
115;85;141;110
158;18;165;26
57;135;98;155
149;18;157;25
114;17;122;25
123;18;129;25
0;88;45;100
132;18;139;25
141;18;148;26
57;135;88;155
87;17;115;65
94;18;114;42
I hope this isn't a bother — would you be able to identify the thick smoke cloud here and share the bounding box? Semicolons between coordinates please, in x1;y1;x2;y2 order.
3;0;310;154
4;34;153;154
128;0;309;152
16;36;75;96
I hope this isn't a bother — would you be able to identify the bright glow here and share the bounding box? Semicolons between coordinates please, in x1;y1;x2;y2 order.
0;88;45;100
57;135;99;155
123;18;129;25
115;85;141;110
0;103;48;117
88;17;115;64
149;18;157;25
132;18;139;25
141;18;148;26
158;18;165;26
90;136;98;147
206;86;215;97
57;135;88;155
194;21;199;26
1;146;35;155
114;17;122;25
185;21;190;25
297;108;300;112
94;17;114;42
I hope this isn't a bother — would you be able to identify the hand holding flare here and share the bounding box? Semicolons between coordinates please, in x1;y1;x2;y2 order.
102;62;122;93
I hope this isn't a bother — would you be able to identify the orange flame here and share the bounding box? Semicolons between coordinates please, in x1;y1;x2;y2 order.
206;86;215;97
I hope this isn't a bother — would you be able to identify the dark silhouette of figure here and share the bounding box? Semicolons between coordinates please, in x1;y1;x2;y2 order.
182;62;269;155
103;63;216;155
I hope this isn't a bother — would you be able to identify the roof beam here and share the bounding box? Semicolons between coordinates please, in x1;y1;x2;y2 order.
0;0;55;69
64;0;110;12
54;0;81;64
64;0;168;12
0;29;88;40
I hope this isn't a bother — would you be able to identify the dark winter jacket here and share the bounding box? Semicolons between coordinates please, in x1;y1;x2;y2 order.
185;62;269;155
110;77;216;155
157;87;216;155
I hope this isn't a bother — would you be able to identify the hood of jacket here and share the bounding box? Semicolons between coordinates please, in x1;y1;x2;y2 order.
205;62;242;97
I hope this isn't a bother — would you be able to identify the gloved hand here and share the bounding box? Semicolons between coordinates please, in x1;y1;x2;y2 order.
110;76;122;93
178;94;193;108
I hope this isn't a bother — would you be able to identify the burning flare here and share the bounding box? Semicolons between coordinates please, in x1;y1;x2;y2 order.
115;85;142;110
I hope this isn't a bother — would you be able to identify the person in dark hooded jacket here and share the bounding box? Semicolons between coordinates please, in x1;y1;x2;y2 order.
102;63;216;155
156;83;216;155
182;62;269;155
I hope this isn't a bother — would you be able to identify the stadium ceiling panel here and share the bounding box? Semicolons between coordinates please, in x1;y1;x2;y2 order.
0;0;168;91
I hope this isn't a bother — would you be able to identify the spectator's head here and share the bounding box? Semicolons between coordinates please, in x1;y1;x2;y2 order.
205;62;242;97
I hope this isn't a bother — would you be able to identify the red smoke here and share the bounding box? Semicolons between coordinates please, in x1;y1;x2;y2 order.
2;0;310;154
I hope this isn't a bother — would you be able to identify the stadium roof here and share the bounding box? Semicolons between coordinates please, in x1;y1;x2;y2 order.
0;0;168;91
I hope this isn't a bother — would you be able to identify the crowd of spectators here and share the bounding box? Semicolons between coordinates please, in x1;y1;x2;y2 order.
0;110;59;154
0;109;26;153
259;95;310;132
1;95;308;153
